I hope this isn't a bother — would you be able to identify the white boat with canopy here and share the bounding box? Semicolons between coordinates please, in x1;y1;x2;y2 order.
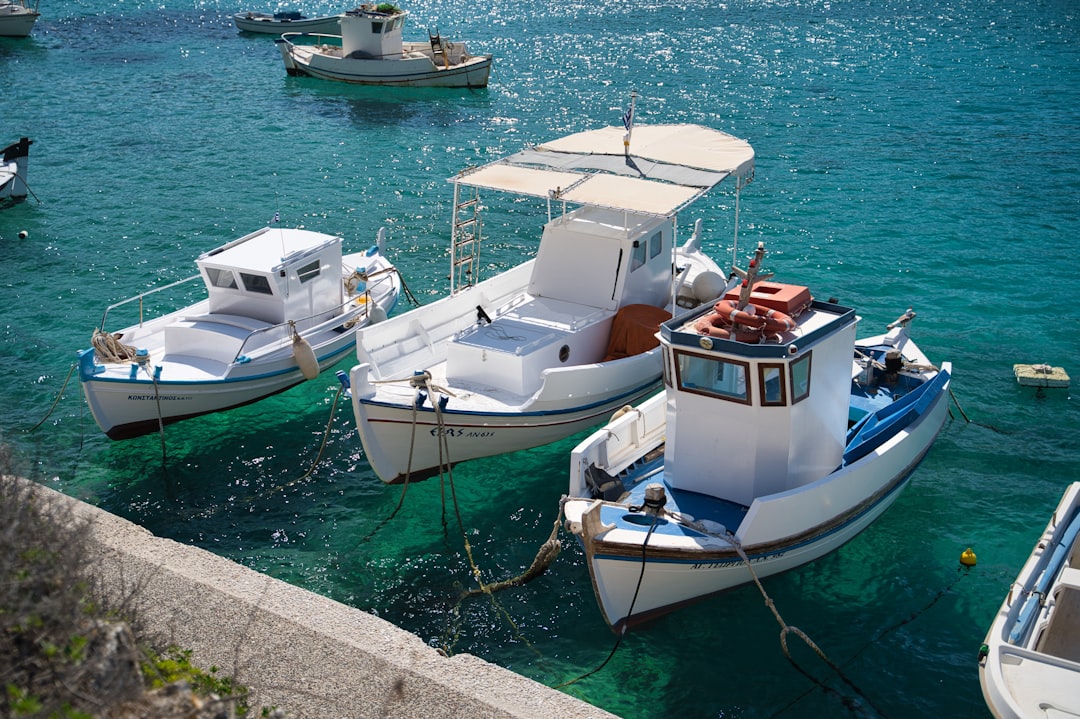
346;112;754;484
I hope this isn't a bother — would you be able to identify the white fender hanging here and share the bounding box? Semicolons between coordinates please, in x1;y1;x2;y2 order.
368;305;388;324
291;324;319;380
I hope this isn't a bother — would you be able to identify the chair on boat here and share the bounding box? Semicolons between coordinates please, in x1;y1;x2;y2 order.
428;29;448;68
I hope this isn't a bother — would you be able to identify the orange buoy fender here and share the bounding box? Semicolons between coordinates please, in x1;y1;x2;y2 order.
292;332;320;380
711;299;766;329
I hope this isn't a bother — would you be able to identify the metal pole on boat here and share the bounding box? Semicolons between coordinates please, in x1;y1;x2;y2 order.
623;90;637;158
731;182;742;273
450;178;461;294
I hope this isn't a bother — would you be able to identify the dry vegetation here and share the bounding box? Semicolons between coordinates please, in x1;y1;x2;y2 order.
0;445;257;718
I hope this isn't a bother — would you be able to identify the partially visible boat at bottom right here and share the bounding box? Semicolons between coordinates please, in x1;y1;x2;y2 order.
979;481;1080;719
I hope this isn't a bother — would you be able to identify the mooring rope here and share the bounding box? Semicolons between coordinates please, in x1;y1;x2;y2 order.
555;508;660;689
383;372;559;658
263;382;348;498
726;533;888;719
27;362;77;433
90;328;138;363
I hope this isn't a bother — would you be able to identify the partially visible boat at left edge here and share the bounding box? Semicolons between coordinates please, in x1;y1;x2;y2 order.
275;3;492;88
0;0;39;37
78;225;402;440
979;481;1080;719
0;137;32;207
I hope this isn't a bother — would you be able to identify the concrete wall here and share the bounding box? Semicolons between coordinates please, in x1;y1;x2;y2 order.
22;479;618;719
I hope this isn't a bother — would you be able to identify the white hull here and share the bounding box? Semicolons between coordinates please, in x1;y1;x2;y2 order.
979;482;1080;719
352;365;662;484
0;137;31;204
233;12;341;35
277;36;492;87
81;319;361;440
0;0;38;37
571;380;950;628
80;233;400;440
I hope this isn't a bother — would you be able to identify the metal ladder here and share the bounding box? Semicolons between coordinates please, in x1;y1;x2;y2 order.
449;182;482;294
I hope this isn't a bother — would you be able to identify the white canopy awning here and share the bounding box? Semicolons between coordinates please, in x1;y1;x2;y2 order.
451;123;754;216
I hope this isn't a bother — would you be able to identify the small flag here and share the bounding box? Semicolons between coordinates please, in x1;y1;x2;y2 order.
272;211;280;223
622;104;634;132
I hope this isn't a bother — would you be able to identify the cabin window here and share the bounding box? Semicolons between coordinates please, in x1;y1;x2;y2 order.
297;260;322;284
759;363;787;406
649;231;663;260
631;240;647;271
674;350;750;405
371;21;383;33
205;267;237;289
790;353;812;404
240;273;274;295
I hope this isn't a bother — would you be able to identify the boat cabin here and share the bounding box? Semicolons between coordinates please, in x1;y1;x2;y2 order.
659;293;858;507
444;205;676;397
340;5;408;59
195;227;345;328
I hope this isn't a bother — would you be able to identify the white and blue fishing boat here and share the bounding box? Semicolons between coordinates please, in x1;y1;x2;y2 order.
562;242;952;631
78;226;401;440
346;118;752;484
979;481;1080;719
0;137;31;207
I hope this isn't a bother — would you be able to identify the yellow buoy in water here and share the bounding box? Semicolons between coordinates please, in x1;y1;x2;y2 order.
292;331;319;380
960;548;977;567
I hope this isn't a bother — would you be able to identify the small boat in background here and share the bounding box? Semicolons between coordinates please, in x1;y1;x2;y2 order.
562;242;952;631
275;3;492;88
233;9;344;36
979;481;1080;719
78;225;402;440
0;137;32;207
0;0;39;37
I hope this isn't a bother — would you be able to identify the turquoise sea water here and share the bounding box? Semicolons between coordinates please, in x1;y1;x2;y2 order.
2;0;1078;716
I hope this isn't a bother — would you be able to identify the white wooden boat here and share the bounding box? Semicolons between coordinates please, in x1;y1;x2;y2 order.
979;481;1080;719
347;118;754;483
78;226;401;440
0;137;31;206
233;10;343;36
275;4;491;88
561;242;952;630
0;0;39;37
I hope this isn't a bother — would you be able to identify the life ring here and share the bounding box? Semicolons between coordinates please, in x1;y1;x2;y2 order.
713;299;798;334
694;314;762;343
710;299;766;329
759;307;797;333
